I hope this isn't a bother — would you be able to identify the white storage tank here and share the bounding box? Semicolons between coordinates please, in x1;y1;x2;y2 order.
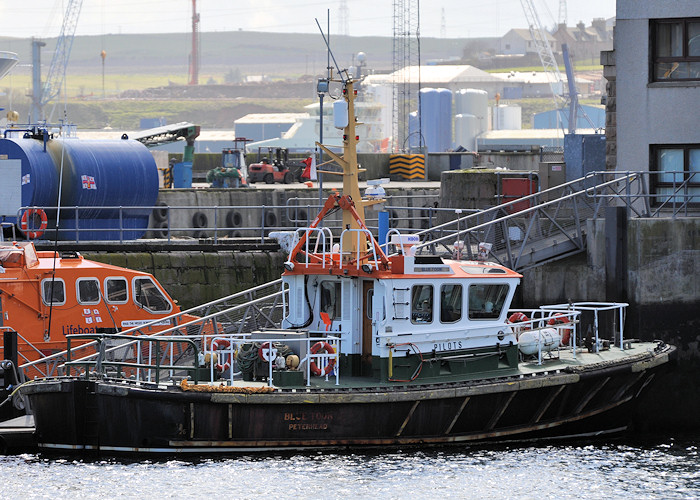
455;89;488;134
454;114;479;151
492;104;522;130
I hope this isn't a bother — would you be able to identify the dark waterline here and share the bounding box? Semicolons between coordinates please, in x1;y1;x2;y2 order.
1;434;698;499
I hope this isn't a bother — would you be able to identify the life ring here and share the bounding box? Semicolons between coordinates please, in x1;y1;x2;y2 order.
309;341;336;377
20;208;48;239
508;312;530;325
507;312;530;337
211;338;230;350
212;339;231;372
547;313;573;346
258;342;278;362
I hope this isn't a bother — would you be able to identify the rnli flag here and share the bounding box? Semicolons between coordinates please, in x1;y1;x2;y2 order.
81;175;97;190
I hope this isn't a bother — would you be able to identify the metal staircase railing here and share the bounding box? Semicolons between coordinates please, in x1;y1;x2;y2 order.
414;171;651;271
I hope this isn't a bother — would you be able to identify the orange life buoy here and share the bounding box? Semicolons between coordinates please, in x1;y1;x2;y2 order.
20;208;48;239
258;342;278;362
508;312;530;337
309;341;336;376
211;338;232;372
547;313;573;346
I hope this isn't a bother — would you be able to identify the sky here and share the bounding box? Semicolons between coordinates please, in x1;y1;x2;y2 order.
0;0;615;40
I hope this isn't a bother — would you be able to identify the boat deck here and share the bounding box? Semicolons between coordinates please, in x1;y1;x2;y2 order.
194;341;665;393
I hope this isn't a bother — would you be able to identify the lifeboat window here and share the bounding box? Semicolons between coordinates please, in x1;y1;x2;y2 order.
320;281;341;320
77;278;101;305
411;284;433;324
41;278;66;306
105;277;128;304
440;284;462;323
133;277;172;313
468;284;509;320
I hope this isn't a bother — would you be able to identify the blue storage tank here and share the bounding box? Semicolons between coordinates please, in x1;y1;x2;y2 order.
0;138;59;218
408;111;419;149
419;88;452;152
0;136;158;241
419;88;439;152
437;88;453;152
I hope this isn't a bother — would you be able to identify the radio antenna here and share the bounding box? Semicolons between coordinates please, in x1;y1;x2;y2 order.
315;17;347;83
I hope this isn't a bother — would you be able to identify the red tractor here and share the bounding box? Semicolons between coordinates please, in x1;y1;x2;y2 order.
247;147;307;184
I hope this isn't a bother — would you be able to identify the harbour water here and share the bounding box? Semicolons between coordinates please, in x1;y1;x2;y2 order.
0;435;697;499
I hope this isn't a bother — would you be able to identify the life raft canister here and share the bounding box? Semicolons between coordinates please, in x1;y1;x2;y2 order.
547;313;573;346
309;341;336;377
20;208;48;239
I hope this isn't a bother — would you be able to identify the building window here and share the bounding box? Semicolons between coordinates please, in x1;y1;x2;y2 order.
652;19;700;81
411;284;433;324
651;145;700;205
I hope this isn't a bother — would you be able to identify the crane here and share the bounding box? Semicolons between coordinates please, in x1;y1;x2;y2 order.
519;0;564;110
31;0;83;122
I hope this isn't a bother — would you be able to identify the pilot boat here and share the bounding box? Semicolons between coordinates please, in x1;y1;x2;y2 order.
18;76;675;454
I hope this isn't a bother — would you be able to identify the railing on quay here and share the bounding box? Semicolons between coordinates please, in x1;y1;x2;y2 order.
413;170;697;271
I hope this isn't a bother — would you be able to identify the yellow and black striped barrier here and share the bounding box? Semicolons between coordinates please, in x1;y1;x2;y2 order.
159;166;173;188
389;154;425;179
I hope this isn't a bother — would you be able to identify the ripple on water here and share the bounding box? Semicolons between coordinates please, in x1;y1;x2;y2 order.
0;436;698;499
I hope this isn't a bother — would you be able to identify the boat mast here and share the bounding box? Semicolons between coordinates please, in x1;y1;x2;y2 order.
316;78;370;259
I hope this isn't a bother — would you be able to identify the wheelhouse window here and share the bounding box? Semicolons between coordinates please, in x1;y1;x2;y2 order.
77;278;100;305
440;284;462;323
411;284;433;324
133;277;171;313
320;281;342;320
41;278;66;306
652;145;700;205
468;284;509;320
105;277;128;304
652;19;700;81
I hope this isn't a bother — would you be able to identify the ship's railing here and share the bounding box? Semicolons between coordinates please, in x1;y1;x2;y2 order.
54;330;340;388
508;301;628;364
15;279;287;382
201;331;341;387
63;333;201;385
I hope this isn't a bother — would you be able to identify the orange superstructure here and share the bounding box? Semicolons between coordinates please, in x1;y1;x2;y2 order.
0;241;183;363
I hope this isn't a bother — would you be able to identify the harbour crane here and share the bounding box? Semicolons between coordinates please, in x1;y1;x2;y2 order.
31;0;83;122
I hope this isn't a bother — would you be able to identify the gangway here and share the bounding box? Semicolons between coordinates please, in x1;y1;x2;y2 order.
414;171;651;271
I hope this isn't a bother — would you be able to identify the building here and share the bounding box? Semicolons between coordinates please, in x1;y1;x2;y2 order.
605;0;700;204
553;18;614;64
499;29;559;56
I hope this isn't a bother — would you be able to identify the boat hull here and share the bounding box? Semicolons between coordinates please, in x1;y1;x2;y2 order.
22;346;674;454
